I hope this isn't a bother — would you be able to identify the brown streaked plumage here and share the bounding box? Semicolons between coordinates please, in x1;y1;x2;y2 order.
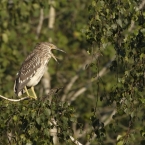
14;42;65;99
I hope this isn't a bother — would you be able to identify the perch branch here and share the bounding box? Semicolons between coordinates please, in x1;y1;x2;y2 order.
0;95;29;102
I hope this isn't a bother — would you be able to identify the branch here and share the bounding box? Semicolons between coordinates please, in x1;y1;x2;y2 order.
70;136;83;145
36;8;44;39
48;0;56;29
61;76;79;101
0;88;62;102
41;68;51;95
50;118;83;145
104;109;116;126
0;95;29;102
138;0;145;10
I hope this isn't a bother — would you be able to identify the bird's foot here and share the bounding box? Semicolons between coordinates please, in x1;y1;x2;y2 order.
24;86;37;100
28;95;37;100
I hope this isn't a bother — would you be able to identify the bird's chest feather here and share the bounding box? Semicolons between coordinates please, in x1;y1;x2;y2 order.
27;61;48;87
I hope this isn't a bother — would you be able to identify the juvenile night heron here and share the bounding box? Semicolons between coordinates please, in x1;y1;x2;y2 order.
14;42;65;99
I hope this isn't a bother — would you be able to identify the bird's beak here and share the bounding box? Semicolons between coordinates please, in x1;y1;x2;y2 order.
51;48;66;62
50;52;58;62
53;48;66;53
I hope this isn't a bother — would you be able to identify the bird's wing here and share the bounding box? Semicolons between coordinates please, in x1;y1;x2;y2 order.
14;51;41;95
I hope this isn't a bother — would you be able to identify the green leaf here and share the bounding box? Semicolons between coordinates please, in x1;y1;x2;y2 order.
44;108;51;117
13;115;18;121
36;117;41;125
2;33;8;43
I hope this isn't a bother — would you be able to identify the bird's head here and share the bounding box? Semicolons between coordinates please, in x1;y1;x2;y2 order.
42;42;65;62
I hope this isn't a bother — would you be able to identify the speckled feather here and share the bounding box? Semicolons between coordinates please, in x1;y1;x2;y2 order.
14;42;54;96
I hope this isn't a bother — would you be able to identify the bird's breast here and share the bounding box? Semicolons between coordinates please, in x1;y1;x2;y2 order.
26;63;47;87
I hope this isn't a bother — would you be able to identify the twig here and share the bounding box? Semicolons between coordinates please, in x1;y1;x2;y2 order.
41;69;51;95
0;95;29;102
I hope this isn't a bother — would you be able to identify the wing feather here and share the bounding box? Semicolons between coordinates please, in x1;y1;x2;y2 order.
14;51;41;95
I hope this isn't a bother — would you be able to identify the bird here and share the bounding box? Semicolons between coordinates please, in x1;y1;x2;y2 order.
14;42;65;100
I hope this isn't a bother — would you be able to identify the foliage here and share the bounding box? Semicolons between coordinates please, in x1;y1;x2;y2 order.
87;0;145;144
0;0;89;144
0;93;75;144
0;0;145;145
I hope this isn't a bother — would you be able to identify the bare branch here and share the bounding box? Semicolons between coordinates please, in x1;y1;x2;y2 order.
138;0;145;10
41;68;51;95
50;116;83;145
0;88;62;102
0;95;29;102
36;8;44;38
104;109;116;126
48;0;56;29
70;136;83;145
61;76;79;101
69;87;86;102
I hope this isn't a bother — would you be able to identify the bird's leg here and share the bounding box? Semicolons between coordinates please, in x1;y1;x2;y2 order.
24;86;37;100
30;86;37;100
24;86;31;97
